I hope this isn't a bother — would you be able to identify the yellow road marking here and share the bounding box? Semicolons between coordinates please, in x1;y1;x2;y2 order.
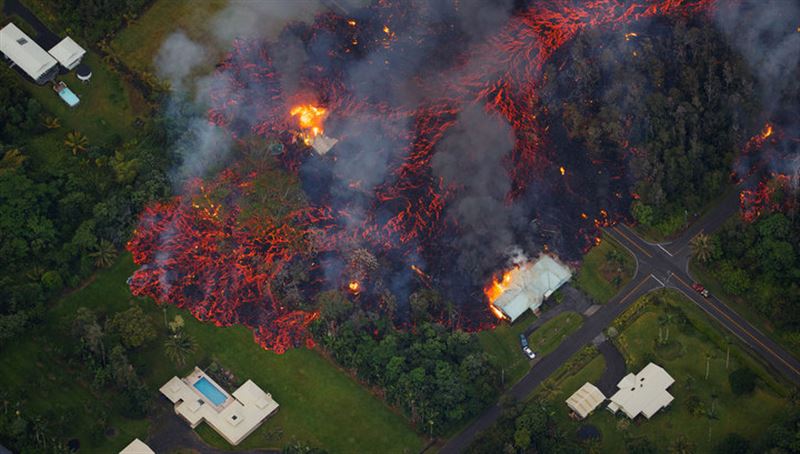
673;274;800;377
618;276;653;305
611;226;652;258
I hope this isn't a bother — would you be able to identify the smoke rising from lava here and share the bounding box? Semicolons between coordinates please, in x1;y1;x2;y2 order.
129;0;791;352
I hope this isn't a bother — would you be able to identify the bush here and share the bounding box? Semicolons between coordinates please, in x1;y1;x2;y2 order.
714;433;751;454
41;270;64;292
729;368;756;395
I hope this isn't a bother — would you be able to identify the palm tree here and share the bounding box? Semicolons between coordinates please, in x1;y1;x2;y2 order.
64;130;88;155
164;332;196;366
663;312;675;342
89;240;117;268
705;352;714;380
0;148;26;173
42;115;61;130
690;233;713;263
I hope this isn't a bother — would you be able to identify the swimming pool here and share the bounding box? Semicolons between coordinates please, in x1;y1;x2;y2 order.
58;87;80;107
193;376;228;406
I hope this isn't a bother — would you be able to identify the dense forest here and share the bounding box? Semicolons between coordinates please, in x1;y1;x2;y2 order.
0;68;171;348
701;197;800;347
541;19;758;236
50;0;150;42
311;289;499;435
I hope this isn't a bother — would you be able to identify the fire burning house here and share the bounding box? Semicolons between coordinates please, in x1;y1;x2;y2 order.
487;255;572;322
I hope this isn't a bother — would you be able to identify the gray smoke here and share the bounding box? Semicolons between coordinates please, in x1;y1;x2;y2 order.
432;105;519;279
715;0;800;187
154;30;208;91
714;0;800;114
153;0;328;186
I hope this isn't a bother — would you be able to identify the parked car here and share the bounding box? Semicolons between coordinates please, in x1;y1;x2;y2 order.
519;333;529;348
691;283;710;298
523;346;536;360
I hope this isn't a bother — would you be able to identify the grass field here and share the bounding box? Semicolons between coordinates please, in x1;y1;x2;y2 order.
0;255;424;453
527;312;583;358
574;235;635;303
532;290;790;453
110;0;229;74
477;311;534;386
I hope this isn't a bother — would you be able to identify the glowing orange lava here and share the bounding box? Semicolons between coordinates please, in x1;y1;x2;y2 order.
290;104;327;145
559;166;566;175
348;281;360;293
762;123;773;139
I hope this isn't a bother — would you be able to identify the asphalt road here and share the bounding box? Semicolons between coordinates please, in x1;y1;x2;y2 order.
441;178;800;453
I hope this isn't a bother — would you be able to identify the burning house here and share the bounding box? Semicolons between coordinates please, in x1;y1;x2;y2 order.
487;255;572;322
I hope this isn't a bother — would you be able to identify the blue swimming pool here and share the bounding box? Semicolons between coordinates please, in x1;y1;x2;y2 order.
193;376;227;406
58;87;80;107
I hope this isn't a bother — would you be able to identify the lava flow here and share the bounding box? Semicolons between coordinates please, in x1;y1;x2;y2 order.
129;0;727;353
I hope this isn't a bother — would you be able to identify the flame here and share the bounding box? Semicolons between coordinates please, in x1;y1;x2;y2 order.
484;270;515;320
290;104;327;145
762;123;773;139
347;19;356;27
348;281;360;293
624;32;638;41
559;166;565;175
383;25;391;34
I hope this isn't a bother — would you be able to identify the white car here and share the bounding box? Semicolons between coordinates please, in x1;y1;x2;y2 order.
523;346;536;360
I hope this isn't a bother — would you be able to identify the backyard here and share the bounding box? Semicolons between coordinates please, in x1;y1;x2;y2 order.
533;289;791;452
574;235;635;303
0;255;425;453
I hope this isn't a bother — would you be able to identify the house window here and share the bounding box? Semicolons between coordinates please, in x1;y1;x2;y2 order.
16;38;27;45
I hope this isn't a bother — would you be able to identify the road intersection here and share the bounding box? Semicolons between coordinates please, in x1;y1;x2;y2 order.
441;182;800;453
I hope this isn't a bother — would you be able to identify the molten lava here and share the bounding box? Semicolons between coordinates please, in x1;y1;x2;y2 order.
129;0;733;353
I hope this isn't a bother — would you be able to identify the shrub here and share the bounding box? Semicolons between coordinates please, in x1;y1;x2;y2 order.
729;368;756;395
714;433;750;454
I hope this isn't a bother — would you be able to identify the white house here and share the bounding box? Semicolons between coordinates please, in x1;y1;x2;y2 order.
607;362;674;419
0;23;58;84
119;438;155;454
48;36;85;70
566;382;606;419
492;254;572;322
160;367;279;446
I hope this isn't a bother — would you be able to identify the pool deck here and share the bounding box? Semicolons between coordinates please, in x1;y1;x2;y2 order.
160;367;279;446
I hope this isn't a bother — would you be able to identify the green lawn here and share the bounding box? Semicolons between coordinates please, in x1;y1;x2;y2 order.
527;312;583;358
0;255;424;453
574;235;635;303
110;0;229;74
477;311;534;386
532;290;790;453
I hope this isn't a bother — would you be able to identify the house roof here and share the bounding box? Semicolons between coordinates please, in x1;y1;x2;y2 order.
119;438;155;454
493;254;572;321
566;382;606;419
160;367;279;446
608;363;674;419
0;23;57;80
48;36;85;69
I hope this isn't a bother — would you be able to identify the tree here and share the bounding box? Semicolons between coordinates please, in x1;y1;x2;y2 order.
106;305;156;349
0;148;26;174
728;368;756;395
164;331;196;366
89;239;117;268
714;433;750;454
64;130;88;155
690;233;713;263
41;115;60;130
